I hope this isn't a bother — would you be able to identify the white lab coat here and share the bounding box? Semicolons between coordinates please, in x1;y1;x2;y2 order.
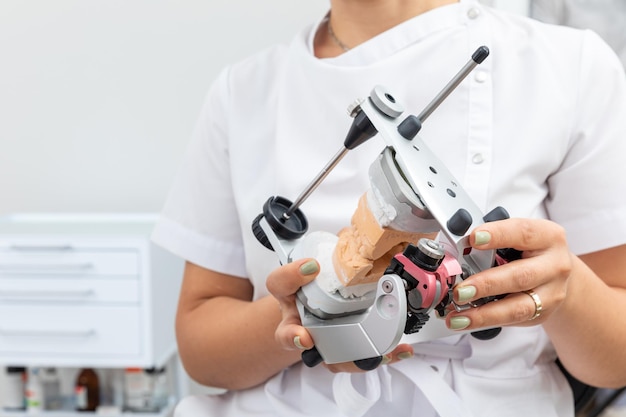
152;1;626;416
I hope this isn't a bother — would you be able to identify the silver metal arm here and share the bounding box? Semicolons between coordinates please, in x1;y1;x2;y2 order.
359;87;496;275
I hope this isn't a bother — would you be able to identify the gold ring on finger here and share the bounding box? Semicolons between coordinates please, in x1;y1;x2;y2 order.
523;289;543;320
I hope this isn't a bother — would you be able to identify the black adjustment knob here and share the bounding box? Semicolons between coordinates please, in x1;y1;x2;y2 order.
251;213;273;251
344;110;378;150
301;347;323;368
354;356;383;371
447;208;473;236
397;115;422;140
262;196;308;240
483;206;510;223
497;247;523;262
471;327;502;340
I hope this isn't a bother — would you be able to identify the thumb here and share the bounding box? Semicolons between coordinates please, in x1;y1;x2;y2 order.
266;258;320;298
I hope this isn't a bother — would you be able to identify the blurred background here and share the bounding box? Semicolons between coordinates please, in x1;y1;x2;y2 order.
0;0;527;216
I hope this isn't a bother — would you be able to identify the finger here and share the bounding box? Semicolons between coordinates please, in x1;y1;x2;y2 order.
382;344;415;365
276;294;303;326
454;257;544;302
470;218;567;252
266;258;320;299
275;320;315;351
447;290;546;331
453;254;570;307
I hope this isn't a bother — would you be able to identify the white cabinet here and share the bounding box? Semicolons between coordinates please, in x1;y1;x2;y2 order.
0;214;185;415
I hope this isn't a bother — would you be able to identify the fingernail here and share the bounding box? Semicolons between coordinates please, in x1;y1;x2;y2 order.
457;286;477;303
397;351;413;360
299;260;319;276
381;354;392;365
450;316;471;330
294;335;306;350
475;231;491;245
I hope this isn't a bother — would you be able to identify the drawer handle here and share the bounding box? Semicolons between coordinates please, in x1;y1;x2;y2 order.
0;263;95;272
9;245;74;251
0;289;95;299
0;328;95;338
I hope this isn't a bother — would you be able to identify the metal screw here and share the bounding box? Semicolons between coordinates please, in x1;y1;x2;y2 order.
347;99;364;118
382;280;394;293
417;238;445;261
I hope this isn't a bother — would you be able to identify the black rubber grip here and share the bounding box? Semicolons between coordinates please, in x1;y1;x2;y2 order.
301;347;323;368
472;46;490;64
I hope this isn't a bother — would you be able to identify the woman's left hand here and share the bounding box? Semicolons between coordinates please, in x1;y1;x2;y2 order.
446;218;573;330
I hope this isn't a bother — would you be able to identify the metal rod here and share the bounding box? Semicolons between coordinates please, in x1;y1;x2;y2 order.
284;47;488;220
417;56;481;123
283;146;349;219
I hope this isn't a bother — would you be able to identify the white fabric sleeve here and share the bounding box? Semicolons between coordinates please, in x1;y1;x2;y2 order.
152;67;249;278
545;30;626;255
529;0;565;25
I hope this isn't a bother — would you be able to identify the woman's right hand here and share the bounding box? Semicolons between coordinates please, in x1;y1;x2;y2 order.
266;258;414;373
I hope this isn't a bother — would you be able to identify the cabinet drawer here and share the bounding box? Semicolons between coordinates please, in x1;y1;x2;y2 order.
0;278;139;303
0;305;141;357
0;249;139;277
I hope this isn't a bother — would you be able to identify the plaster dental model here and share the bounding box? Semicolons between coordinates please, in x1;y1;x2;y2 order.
333;191;433;290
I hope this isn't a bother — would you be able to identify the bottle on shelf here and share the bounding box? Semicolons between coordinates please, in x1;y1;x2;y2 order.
25;367;44;413
123;366;169;412
146;366;168;411
74;368;100;412
123;367;150;412
40;367;62;410
2;366;26;411
111;369;125;410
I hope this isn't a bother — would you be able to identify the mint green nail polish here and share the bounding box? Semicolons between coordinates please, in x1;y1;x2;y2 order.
450;316;471;330
299;260;319;276
294;335;306;350
457;286;477;303
475;231;491;245
397;352;413;360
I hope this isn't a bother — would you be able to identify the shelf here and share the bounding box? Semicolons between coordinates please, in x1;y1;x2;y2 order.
0;216;186;416
0;398;175;417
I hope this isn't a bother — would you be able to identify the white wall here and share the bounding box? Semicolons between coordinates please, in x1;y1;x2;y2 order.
0;0;529;217
0;0;330;216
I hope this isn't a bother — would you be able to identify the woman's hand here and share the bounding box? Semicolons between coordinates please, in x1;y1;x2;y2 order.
266;258;319;353
266;258;414;372
446;218;573;331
